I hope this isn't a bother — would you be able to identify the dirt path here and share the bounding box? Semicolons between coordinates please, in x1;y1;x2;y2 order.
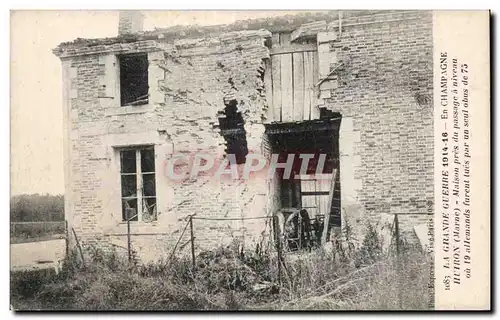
10;239;66;272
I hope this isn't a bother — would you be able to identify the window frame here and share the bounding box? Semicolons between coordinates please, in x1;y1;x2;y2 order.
119;146;157;223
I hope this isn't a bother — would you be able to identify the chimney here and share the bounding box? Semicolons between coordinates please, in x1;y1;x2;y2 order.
118;11;144;36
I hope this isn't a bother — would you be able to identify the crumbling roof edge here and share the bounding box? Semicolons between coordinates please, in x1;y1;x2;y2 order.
52;10;421;58
52;29;272;58
53;10;385;56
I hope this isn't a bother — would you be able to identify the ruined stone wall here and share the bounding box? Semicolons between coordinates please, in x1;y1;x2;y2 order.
59;31;272;261
58;11;434;260
319;11;434;242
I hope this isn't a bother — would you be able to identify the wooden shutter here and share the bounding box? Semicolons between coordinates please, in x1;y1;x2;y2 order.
267;32;319;123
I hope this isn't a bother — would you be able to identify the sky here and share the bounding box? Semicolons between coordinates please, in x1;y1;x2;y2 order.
10;10;304;196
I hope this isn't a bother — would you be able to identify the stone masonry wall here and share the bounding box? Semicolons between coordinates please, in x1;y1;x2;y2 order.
57;11;434;261
60;30;273;262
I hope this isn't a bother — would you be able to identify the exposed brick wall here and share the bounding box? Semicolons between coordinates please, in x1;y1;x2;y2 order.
59;30;272;255
56;11;434;260
320;11;434;240
65;55;106;243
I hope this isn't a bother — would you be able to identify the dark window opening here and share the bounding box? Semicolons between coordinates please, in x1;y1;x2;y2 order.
120;146;156;222
119;53;149;106
218;99;248;164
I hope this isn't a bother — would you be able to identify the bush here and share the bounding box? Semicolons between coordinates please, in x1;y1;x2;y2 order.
195;243;275;293
10;269;56;299
355;223;383;267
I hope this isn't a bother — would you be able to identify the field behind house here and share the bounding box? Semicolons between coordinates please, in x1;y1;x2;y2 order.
10;222;66;244
10;194;65;244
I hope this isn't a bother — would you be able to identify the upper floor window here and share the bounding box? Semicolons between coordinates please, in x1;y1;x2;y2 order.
119;53;149;106
120;146;156;222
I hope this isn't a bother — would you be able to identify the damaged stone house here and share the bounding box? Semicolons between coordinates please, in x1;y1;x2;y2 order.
53;10;433;262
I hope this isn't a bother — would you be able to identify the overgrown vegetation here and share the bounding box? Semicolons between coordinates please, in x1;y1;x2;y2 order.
11;223;430;311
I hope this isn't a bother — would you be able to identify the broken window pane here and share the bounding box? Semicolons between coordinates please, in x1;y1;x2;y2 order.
121;175;137;197
119;53;149;106
142;198;157;222
120;146;157;222
122;198;138;221
140;148;155;173
120;150;136;173
142;173;156;197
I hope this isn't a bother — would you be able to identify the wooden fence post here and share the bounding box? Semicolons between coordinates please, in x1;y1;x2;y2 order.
65;220;69;258
166;219;191;265
273;215;282;287
127;216;132;264
189;216;196;270
71;227;85;268
395;213;400;258
394;213;402;309
298;213;302;249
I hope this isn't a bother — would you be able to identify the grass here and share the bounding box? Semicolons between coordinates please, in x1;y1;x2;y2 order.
10;224;431;311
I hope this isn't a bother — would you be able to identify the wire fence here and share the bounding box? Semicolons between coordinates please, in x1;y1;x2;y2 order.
192;215;286;285
187;215;275;262
10;221;66;243
12;211;406;296
130;214;287;284
119;211;405;290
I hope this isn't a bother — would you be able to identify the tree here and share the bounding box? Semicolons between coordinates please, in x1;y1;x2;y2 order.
10;194;64;222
